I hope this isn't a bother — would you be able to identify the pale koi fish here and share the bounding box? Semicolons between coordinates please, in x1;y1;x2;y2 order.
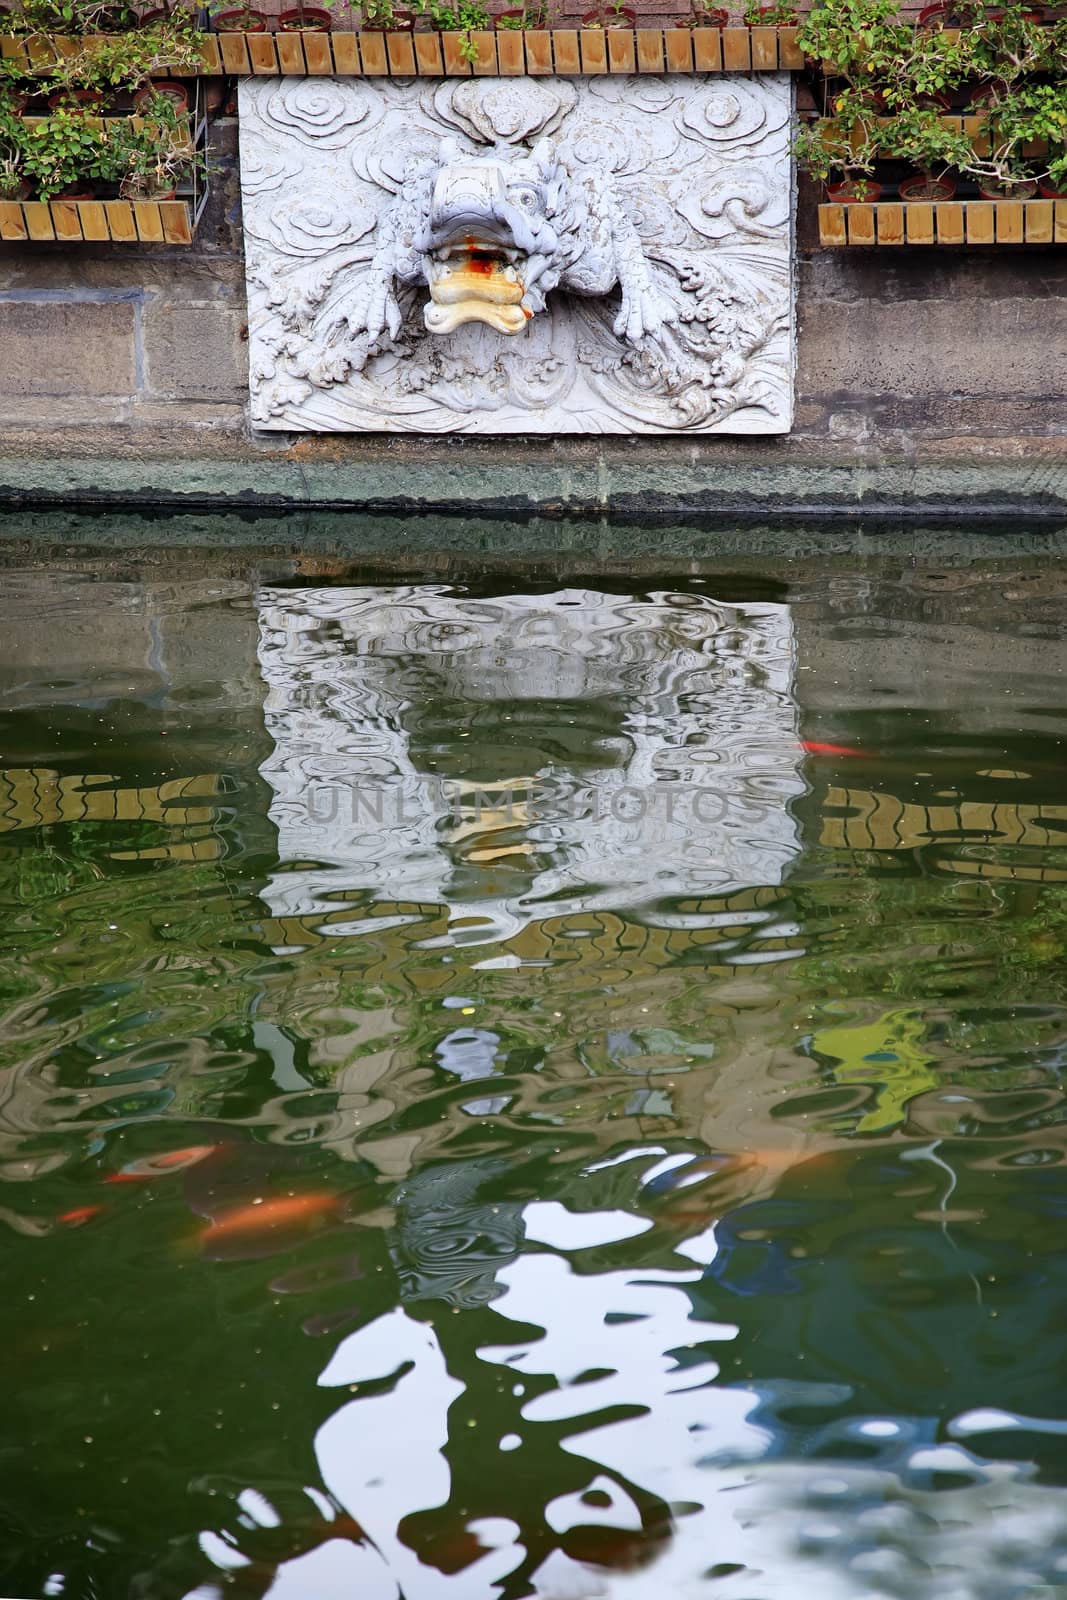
104;1145;221;1183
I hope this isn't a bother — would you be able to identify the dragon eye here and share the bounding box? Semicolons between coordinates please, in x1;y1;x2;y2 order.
510;187;538;210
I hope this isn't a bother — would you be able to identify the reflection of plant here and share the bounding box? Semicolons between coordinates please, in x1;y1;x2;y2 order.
811;1008;938;1133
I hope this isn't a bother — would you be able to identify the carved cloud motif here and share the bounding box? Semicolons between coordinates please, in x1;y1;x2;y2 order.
428;78;578;143
260;78;383;149
239;74;795;436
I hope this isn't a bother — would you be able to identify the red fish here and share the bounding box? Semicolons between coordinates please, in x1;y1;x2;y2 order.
198;1191;344;1260
801;740;864;757
57;1204;106;1227
104;1145;220;1184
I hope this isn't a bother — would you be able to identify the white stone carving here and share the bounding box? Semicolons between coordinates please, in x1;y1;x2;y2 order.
239;74;794;434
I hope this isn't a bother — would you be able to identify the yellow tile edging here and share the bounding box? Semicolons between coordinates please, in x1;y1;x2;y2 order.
0;24;807;75
0;196;196;243
817;199;1067;247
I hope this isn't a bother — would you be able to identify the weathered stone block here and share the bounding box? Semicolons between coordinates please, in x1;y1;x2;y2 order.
0;299;137;398
798;298;1064;399
142;303;248;402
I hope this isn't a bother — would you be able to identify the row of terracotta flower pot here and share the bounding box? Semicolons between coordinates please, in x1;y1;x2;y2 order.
2;175;180;196
826;174;1067;200
6;80;189;112
205;5;794;27
915;0;1064;21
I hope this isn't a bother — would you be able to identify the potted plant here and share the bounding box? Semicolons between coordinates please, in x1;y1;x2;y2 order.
277;2;335;27
46;86;105;107
794;99;885;198
212;6;269;28
132;76;187;111
361;0;415;26
743;0;797;22
976;173;1038;195
682;2;729;24
494;0;547;26
17;102;111;198
898;169;957;198
581;0;637;26
417;0;492;37
106;104;199;195
796;0;1067;210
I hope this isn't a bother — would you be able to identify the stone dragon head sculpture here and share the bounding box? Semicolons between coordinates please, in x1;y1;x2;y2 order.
419;139;566;336
274;131;678;373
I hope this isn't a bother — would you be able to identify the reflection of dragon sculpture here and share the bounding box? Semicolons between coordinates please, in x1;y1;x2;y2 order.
279;137;677;373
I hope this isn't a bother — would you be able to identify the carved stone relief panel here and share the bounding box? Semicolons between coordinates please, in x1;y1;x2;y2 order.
239;74;794;434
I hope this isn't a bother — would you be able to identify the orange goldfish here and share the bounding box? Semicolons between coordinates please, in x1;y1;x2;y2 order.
198;1191;343;1260
57;1204;106;1227
105;1145;221;1183
801;740;864;758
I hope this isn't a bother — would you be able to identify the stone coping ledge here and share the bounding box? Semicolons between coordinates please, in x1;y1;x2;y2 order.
0;453;1064;518
0;24;806;75
819;198;1067;247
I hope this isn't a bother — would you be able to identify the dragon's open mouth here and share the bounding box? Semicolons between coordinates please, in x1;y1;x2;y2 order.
425;239;531;336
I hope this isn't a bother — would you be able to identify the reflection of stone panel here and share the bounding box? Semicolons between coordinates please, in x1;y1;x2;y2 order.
239;75;794;434
255;585;805;943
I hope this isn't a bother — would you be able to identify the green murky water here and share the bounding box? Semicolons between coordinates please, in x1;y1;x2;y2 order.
2;530;1067;1600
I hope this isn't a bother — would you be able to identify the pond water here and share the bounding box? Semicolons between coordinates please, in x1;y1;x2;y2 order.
2;529;1067;1600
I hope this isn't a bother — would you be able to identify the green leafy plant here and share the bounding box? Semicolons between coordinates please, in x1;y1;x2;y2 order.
17;102;111;196
358;0;400;23
743;0;797;22
494;0;548;24
796;0;1067;195
413;0;490;58
0;77;199;200
42;18;203;94
6;0;140;33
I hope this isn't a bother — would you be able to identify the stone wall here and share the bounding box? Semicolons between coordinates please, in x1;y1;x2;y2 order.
0;116;1064;514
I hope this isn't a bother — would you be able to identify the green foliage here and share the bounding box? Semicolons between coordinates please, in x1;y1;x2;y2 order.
17;104;109;196
416;0;492;28
743;0;797;22
0;6;201;201
796;0;1067;190
357;0;402;24
494;0;549;24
